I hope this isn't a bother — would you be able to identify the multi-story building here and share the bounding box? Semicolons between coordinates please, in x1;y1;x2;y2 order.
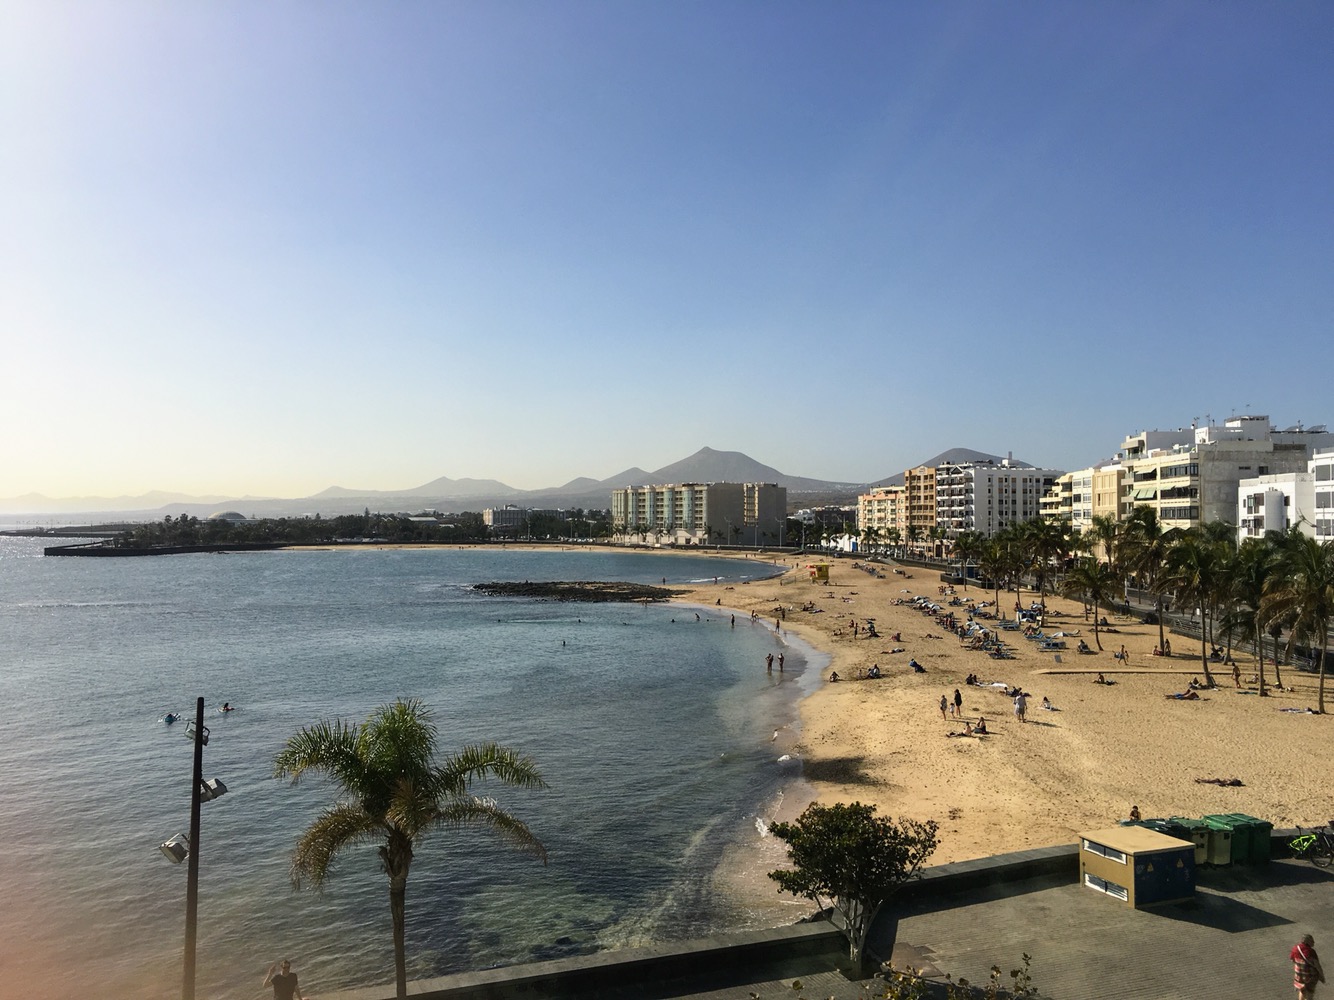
1123;416;1334;528
937;460;1064;537
857;485;906;541
904;466;937;546
611;482;786;546
1237;447;1334;542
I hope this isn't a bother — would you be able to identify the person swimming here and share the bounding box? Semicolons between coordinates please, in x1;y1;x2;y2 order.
162;712;180;724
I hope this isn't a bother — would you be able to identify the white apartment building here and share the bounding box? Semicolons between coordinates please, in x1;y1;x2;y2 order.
1237;447;1334;542
1124;416;1334;528
936;460;1064;537
611;482;787;546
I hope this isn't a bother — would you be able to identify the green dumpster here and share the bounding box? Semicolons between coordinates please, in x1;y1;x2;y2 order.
1203;815;1238;865
1167;818;1210;865
1226;814;1273;864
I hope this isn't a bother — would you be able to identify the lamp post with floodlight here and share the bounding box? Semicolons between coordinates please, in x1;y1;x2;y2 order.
158;697;228;1000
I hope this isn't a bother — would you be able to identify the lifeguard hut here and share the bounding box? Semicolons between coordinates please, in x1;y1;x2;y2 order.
807;563;830;584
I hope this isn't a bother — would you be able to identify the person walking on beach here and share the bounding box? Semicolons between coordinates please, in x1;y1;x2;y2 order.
953;688;962;718
1013;691;1028;723
1293;935;1325;999
264;959;306;1000
940;695;948;721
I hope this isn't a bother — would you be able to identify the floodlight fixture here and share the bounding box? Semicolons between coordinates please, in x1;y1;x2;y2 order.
185;720;209;746
160;833;191;864
199;778;227;802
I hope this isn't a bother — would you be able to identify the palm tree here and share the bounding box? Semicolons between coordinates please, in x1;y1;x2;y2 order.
1162;530;1224;687
952;530;985;591
1264;535;1334;714
884;527;902;558
1020;518;1070;617
1061;557;1120;650
1227;536;1282;696
1122;506;1179;654
274;699;548;998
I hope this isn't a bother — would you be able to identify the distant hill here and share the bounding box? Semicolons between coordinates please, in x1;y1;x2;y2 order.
4;446;989;520
870;449;1036;488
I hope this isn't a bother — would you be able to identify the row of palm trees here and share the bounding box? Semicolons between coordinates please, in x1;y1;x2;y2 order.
948;508;1330;714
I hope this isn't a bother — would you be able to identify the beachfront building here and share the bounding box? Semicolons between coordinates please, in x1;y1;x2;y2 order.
611;482;786;546
1236;447;1334;542
936;460;1064;538
857;485;906;543
1121;416;1334;528
1041;463;1127;534
904;466;937;550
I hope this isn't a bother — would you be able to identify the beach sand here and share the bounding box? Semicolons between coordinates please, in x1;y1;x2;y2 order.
679;554;1330;864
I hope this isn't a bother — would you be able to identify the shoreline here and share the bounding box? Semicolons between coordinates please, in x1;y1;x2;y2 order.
675;552;1331;866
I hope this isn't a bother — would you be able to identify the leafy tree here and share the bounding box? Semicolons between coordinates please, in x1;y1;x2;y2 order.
1122;506;1179;653
1264;534;1334;713
274;699;548;998
768;802;938;974
1163;530;1225;687
1061;557;1119;651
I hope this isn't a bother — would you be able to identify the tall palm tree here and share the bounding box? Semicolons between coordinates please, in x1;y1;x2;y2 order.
1264;535;1334;714
976;536;1008;616
1123;506;1179;654
1226;536;1282;696
1061;557;1120;651
1020;517;1070;617
1162;530;1224;687
274;699;548;998
952;530;985;591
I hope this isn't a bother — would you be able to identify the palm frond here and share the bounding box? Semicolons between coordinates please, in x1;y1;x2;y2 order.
274;718;370;789
436;742;549;796
433;796;548;863
290;802;384;890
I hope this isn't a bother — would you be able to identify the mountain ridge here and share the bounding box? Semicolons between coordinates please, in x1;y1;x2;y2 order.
0;446;1041;519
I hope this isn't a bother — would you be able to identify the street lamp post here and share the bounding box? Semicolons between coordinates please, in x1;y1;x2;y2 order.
183;696;205;1000
159;698;227;1000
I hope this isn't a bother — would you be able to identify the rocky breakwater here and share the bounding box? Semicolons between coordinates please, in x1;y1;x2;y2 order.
472;581;687;602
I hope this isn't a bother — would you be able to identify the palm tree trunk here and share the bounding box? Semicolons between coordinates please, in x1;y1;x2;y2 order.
390;875;409;999
1200;610;1216;687
1319;639;1328;715
1256;623;1267;697
1156;595;1167;653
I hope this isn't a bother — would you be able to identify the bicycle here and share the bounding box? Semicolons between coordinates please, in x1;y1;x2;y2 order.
1289;822;1334;867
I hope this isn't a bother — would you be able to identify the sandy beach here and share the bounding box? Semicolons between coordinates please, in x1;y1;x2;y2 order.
678;553;1330;865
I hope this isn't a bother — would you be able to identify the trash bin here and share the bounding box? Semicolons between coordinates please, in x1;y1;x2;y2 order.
1225;814;1273;864
1202;815;1237;865
1167;818;1209;864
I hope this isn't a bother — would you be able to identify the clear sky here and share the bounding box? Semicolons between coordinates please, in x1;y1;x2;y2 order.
3;1;1330;499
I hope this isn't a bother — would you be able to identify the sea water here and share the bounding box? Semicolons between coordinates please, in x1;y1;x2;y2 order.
0;539;821;999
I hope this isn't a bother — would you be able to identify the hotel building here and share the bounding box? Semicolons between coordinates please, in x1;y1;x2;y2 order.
611;482;787;546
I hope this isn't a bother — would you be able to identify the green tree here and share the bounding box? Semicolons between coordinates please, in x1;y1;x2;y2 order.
1264;535;1334;714
1226;536;1282;696
1061;557;1120;651
1162;530;1225;687
768;802;938;974
274;699;548;998
1123;506;1179;654
952;531;985;591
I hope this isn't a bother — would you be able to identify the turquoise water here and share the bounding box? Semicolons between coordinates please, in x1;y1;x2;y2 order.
0;540;818;1000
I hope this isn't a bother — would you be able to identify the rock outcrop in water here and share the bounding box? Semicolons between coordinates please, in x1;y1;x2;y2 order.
472;581;686;602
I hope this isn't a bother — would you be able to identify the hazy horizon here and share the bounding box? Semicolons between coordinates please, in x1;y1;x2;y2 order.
4;3;1330;498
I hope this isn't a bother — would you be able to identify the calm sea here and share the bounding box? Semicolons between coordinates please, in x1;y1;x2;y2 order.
0;539;821;1000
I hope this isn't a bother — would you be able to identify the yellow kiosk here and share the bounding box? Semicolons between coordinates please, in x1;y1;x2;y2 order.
1079;826;1196;908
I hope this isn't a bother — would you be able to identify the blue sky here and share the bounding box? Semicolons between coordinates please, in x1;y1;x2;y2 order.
3;1;1330;499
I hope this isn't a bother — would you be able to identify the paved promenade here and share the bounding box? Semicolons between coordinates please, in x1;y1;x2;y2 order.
325;857;1332;1000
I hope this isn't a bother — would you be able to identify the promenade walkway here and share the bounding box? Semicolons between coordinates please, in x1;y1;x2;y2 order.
326;856;1332;1000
